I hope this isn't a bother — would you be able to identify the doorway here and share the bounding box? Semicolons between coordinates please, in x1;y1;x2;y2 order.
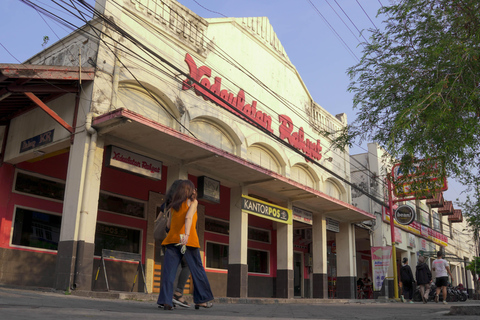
294;252;303;297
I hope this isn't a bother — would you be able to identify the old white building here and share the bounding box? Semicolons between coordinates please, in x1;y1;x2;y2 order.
0;0;375;298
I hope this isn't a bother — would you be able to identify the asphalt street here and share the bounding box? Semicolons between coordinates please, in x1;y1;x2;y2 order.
1;286;479;320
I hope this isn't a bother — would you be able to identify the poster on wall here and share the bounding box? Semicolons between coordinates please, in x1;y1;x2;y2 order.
371;246;392;291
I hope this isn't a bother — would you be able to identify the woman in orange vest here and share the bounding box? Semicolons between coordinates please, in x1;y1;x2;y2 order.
157;179;214;310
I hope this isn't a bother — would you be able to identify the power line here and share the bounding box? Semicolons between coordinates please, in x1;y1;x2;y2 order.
306;0;359;62
356;0;378;29
323;0;363;45
333;0;370;44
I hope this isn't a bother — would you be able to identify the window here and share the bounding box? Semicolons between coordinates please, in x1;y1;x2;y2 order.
205;217;229;235
190;119;235;154
248;227;270;243
11;207;61;251
247;145;280;173
117;85;173;126
432;211;442;233
14;170;65;201
248;249;269;274
206;242;229;270
98;192;146;219
325;180;341;200
94;223;141;256
291;165;315;189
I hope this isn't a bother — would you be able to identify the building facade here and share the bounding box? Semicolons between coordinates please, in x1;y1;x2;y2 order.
0;0;373;298
351;143;476;297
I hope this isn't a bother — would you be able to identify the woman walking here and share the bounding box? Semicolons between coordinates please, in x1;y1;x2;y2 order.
415;255;432;303
157;180;214;310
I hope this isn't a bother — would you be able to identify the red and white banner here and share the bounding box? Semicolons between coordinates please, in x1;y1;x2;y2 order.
371;246;392;291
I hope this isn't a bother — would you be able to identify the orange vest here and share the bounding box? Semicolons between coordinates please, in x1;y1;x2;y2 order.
162;200;199;248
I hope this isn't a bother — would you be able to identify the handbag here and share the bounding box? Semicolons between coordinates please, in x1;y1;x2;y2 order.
154;207;170;242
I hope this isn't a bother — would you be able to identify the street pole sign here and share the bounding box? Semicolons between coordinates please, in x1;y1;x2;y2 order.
391;158;447;200
394;205;416;225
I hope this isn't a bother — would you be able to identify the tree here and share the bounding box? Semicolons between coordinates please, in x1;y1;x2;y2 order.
466;256;480;294
335;0;480;221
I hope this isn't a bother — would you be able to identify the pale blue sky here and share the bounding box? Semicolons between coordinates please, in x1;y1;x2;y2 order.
0;0;467;203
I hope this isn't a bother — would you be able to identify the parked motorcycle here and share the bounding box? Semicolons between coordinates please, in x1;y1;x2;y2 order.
413;283;467;302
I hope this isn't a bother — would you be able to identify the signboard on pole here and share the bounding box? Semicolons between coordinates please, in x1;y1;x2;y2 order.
371;246;393;291
391;158;447;200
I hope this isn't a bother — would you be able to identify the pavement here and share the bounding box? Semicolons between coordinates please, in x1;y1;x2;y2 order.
1;285;480;320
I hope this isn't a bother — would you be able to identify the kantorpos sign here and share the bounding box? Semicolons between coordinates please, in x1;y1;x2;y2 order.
241;195;292;224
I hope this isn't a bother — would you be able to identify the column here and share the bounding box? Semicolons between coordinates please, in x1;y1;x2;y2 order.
336;222;356;298
54;129;88;290
54;128;105;291
276;219;293;298
312;214;328;298
227;185;248;297
74;135;105;290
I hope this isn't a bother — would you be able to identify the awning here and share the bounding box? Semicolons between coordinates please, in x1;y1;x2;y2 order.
0;64;95;128
93;108;375;223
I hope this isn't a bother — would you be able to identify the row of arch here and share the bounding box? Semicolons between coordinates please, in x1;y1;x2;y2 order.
116;81;346;201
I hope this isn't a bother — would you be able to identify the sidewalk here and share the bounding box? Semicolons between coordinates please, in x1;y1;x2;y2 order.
69;288;480;315
1;285;480;319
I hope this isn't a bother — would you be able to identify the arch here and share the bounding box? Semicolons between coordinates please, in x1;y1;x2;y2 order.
247;143;282;174
245;133;288;169
324;177;346;201
117;81;180;128
290;163;318;189
189;116;239;155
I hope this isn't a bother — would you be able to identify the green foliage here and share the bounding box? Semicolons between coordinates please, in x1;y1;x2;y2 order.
341;0;480;226
466;257;480;277
42;36;49;48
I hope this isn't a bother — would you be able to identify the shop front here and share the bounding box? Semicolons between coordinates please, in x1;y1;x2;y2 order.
0;0;375;298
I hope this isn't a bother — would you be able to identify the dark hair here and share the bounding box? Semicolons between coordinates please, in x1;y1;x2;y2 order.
402;257;408;264
437;251;443;258
168;179;196;211
164;179;183;207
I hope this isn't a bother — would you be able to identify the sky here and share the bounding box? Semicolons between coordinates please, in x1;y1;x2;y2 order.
0;0;468;204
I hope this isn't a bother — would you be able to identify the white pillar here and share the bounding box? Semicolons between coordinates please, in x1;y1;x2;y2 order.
227;185;248;297
312;214;327;298
336;222;356;298
276;212;293;298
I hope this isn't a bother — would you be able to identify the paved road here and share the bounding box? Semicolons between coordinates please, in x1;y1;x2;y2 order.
1;286;479;320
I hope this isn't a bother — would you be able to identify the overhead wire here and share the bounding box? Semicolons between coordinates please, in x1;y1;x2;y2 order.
15;0;464;238
333;0;370;44
323;0;364;45
356;0;378;29
170;1;472;244
60;0;389;208
90;0;388;197
306;0;360;62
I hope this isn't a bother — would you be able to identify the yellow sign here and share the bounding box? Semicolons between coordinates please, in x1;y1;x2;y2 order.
241;195;292;224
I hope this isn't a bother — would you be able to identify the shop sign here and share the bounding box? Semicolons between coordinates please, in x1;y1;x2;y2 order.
197;176;220;203
182;53;323;161
293;207;312;225
391;158;448;199
394;227;402;243
326;218;340;233
384;210;448;246
394;205;415;225
421;239;427;251
105;145;162;180
20;129;54;153
408;234;416;248
241;195;292;224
